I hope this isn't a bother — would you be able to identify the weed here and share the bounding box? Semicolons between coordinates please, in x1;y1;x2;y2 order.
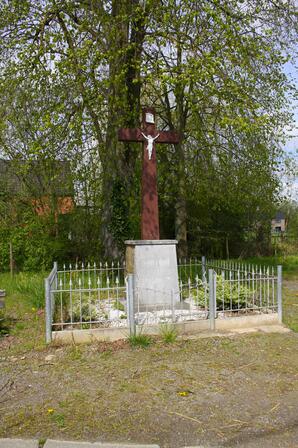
69;345;82;360
159;323;178;343
127;333;152;348
52;412;65;428
15;322;25;331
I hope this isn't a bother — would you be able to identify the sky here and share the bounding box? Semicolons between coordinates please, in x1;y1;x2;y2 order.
282;58;298;201
284;60;298;153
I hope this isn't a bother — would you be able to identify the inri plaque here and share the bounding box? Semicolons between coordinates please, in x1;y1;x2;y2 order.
145;112;154;124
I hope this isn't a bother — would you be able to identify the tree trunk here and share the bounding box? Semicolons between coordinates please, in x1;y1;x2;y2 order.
174;40;188;258
175;142;188;258
102;0;145;258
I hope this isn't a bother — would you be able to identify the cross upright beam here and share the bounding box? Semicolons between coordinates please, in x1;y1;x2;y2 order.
118;107;180;240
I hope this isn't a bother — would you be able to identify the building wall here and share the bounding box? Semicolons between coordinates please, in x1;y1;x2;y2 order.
271;218;286;233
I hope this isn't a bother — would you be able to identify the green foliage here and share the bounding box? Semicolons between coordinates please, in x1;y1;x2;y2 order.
159;323;178;343
50;412;66;428
0;0;296;261
0;312;10;336
71;297;98;323
193;276;250;310
127;333;153;348
0;205;73;272
14;272;45;309
242;255;298;279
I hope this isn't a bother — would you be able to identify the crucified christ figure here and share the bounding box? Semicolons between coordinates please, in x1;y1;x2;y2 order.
141;132;160;160
118;107;180;240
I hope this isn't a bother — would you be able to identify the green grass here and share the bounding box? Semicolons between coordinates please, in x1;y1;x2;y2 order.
0;272;46;353
283;280;298;332
241;255;298;279
0;272;45;308
127;333;153;348
159;323;178;343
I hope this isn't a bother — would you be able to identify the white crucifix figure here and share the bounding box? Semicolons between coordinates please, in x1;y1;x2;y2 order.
141;132;160;160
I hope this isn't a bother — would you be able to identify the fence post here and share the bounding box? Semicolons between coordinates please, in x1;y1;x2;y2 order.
45;276;52;344
209;269;216;331
9;241;14;278
277;265;282;324
53;261;58;290
127;274;136;336
202;256;206;283
171;289;175;323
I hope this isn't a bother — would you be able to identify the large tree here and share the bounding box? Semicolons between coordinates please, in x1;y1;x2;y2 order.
0;0;297;260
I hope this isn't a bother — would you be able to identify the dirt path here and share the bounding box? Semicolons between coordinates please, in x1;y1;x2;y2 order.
1;331;298;448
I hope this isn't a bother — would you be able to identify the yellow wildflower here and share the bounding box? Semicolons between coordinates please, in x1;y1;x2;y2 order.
47;408;54;414
178;391;189;397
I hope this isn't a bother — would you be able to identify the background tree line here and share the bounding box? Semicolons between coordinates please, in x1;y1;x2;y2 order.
0;0;297;270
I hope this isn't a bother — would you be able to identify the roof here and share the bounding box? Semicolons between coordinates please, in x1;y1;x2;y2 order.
273;211;286;221
0;159;74;198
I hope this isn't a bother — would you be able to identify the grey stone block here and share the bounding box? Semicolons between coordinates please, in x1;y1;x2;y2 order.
44;441;159;448
0;439;39;448
126;240;180;308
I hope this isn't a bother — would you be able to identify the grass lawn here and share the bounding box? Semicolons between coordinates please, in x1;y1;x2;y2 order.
0;261;298;448
241;254;298;278
241;255;298;332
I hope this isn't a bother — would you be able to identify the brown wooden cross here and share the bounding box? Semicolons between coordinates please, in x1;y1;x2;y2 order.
118;107;180;240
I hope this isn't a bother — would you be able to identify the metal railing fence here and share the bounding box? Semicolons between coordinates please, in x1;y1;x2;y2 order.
45;261;127;343
45;258;282;343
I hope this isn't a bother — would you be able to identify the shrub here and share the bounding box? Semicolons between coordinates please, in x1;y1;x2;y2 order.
188;275;251;310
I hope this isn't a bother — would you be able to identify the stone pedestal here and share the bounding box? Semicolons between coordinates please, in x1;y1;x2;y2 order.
125;240;180;310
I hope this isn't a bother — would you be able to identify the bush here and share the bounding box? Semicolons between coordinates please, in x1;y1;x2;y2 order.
190;275;251;310
0;211;70;272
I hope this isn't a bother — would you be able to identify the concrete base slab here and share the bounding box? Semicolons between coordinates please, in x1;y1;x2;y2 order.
44;441;159;448
0;439;38;448
229;327;258;334
52;313;282;344
257;324;291;333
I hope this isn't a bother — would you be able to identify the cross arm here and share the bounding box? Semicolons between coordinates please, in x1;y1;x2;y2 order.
118;128;144;142
157;131;180;144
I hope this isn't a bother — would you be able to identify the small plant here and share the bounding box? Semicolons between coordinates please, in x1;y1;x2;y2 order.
127;332;152;348
0;314;10;336
69;344;82;360
113;300;125;311
159;323;178;343
49;411;65;428
71;300;98;323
